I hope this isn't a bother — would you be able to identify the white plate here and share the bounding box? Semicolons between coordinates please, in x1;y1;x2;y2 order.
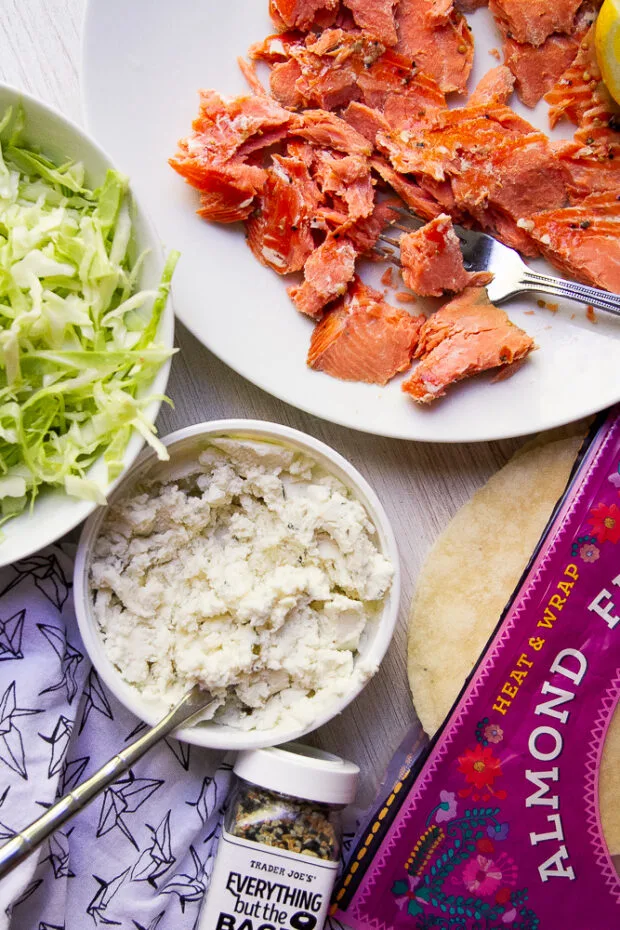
0;84;174;567
82;1;620;442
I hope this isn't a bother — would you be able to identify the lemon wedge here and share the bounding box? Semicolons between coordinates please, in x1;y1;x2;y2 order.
596;0;620;104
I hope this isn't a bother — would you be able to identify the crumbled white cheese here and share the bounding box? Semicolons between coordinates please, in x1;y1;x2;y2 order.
89;439;393;731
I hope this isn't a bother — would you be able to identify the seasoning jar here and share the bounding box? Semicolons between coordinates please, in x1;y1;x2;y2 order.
199;742;359;930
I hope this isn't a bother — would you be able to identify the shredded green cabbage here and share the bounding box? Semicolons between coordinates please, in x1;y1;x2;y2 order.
0;105;178;524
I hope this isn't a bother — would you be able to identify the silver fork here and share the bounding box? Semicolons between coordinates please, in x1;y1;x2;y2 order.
0;685;221;880
377;209;620;319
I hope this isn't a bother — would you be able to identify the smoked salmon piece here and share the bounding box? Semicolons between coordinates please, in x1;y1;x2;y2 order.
313;152;375;220
321;200;399;253
246;155;322;273
170;90;298;220
249;32;305;63
489;0;582;46
289;236;357;317
196;165;267;223
395;0;474;94
172;90;297;167
528;192;620;292
378;104;535;181
357;53;446;113
379;106;567;253
545;22;619;158
371;156;444;220
268;28;385;111
545;24;599;128
270;0;339;30
293;109;373;155
400;215;493;295
308;278;424;383
554;140;620;199
402;287;535;403
468;65;515;106
451;132;568;225
343;101;391;142
343;0;399;45
456;0;487;9
502;33;581;108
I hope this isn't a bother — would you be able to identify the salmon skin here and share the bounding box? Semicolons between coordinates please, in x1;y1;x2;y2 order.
400;215;493;295
308;277;424;383
402;287;535;403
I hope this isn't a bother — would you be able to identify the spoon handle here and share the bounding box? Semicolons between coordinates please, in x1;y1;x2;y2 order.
0;686;216;880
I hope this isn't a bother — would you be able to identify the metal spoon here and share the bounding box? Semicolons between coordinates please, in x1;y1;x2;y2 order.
0;685;220;880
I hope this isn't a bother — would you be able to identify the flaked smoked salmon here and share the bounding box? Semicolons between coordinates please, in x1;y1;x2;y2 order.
270;0;339;31
456;0;487;9
313;151;375;220
377;104;534;181
294;109;373;155
554;140;620;199
330;200;399;252
289;236;357;317
172;0;616;411
172;90;296;167
245;155;322;273
545;24;600;127
502;33;581;108
268;29;385;111
489;0;582;46
343;0;399;45
528;191;620;292
379;106;567;254
195;165;267;223
371;156;444;220
468;65;515;105
400;215;493;295
396;0;474;94
343;101;392;142
402;287;535;403
170;91;298;220
308;277;424;383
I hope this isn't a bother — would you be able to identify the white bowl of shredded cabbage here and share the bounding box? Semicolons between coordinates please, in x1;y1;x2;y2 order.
0;85;176;565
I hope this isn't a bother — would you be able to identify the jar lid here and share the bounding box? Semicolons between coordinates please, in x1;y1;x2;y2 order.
233;741;360;805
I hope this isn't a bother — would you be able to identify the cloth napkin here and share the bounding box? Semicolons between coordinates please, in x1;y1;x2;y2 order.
0;545;233;930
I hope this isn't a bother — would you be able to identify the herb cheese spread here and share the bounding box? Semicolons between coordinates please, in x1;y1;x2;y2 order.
89;438;393;730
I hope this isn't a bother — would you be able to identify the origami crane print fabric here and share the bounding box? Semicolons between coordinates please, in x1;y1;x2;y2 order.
0;546;233;930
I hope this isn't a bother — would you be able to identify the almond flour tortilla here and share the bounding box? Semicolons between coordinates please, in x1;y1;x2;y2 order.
408;425;620;857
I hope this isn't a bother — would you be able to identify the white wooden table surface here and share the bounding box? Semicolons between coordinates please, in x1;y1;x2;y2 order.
0;0;528;805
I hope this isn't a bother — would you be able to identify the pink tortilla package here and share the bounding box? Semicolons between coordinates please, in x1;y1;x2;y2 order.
332;408;620;930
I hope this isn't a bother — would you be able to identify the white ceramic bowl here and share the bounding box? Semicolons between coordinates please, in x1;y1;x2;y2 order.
74;420;401;750
0;84;174;566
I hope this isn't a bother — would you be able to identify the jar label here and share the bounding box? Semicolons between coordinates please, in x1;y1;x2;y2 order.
198;829;339;930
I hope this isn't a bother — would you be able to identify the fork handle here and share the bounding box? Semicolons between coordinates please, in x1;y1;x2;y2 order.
521;270;620;319
0;688;217;880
